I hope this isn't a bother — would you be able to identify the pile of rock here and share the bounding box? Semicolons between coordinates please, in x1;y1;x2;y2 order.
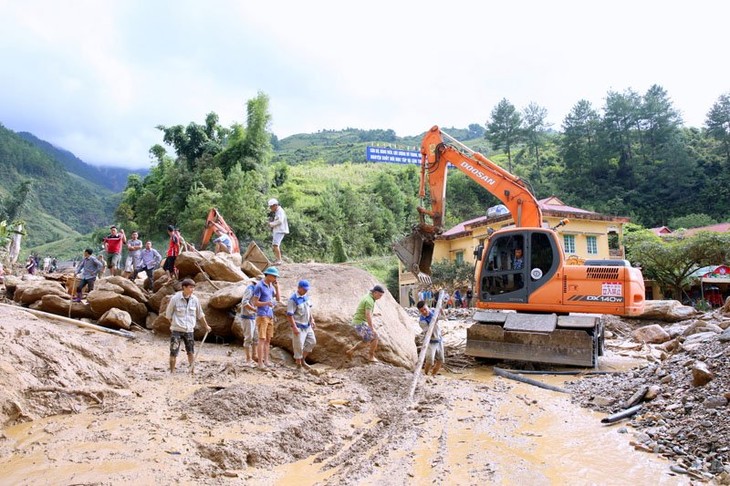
568;301;730;482
2;252;418;369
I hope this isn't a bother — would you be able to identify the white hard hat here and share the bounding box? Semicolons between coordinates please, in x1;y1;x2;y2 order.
268;198;279;206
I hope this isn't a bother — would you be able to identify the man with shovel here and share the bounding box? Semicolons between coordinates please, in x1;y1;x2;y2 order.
165;278;211;373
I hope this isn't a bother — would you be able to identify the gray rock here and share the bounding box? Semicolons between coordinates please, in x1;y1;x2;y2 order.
703;396;728;409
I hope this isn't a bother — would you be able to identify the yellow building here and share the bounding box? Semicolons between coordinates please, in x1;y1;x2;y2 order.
398;196;630;304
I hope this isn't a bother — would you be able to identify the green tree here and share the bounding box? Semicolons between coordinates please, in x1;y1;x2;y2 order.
559;100;603;201
625;229;730;299
486;98;522;172
705;92;730;165
429;258;474;290
522;102;550;165
332;234;348;263
668;213;717;230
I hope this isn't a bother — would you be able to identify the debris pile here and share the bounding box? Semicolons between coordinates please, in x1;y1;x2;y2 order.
2;253;418;368
568;306;730;482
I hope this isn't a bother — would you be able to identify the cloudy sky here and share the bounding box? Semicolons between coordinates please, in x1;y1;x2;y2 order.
1;0;728;169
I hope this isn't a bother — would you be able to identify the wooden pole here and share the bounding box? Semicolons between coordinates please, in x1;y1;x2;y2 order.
0;303;135;339
408;290;445;401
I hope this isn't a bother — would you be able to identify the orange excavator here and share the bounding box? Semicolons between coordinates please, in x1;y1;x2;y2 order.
200;208;240;254
394;126;645;367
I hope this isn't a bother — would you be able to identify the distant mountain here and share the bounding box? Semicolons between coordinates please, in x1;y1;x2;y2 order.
0;124;118;248
17;131;148;192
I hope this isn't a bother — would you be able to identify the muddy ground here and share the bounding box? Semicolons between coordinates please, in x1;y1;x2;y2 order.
0;304;720;485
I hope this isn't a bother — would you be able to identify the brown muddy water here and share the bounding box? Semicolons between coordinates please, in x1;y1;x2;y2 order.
0;342;687;486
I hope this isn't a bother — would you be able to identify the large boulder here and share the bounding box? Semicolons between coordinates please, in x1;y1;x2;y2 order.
14;281;69;305
209;280;256;309
241;261;264;279
148;284;176;313
639;300;699;322
106;276;148;304
202;255;247;282
30;295;97;320
153;271;170;292
150;292;228;339
87;290;147;325
94;281;125;294
191;279;234;294
631;324;671;344
269;263;417;369
2;275;22;298
98;308;132;330
175;251;214;278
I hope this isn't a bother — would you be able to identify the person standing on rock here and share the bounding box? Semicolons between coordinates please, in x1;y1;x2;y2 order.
287;279;316;370
165;278;211;374
163;225;181;280
133;241;162;291
103;225;126;277
267;198;289;265
124;231;143;278
237;280;259;367
416;300;444;376
346;285;384;362
251;266;281;369
74;248;104;302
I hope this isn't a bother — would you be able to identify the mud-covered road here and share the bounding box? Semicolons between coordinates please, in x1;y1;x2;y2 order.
0;307;689;485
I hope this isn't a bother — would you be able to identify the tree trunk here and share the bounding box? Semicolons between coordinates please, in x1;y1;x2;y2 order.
8;223;22;264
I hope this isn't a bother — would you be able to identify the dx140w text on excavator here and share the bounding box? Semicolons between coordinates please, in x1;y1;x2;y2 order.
394;126;645;367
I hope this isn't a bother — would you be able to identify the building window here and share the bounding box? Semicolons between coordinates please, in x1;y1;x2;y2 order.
455;251;464;264
586;236;598;255
563;234;576;254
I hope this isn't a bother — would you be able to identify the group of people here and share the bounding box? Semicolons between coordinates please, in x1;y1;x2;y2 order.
164;267;389;374
409;287;473;309
24;254;58;275
73;225;173;301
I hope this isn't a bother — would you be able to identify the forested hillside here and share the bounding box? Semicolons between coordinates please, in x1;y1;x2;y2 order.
7;85;730;267
0;124;118;247
114;87;730;269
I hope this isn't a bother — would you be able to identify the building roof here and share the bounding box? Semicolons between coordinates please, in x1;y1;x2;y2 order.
679;222;730;237
650;226;672;235
440;196;629;240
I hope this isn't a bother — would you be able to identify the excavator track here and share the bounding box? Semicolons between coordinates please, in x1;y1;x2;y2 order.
465;311;604;367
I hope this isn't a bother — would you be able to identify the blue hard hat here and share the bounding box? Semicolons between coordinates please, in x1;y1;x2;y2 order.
298;279;310;290
263;266;280;277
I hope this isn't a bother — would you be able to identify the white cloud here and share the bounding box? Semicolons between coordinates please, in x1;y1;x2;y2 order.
0;0;728;168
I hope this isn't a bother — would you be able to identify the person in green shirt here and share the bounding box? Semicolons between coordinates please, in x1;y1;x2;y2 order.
346;285;385;362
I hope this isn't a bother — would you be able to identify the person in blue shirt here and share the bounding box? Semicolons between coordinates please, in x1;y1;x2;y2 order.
73;248;104;302
251;266;281;369
417;300;444;376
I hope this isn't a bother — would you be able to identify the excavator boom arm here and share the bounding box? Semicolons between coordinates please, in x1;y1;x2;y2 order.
419;126;542;232
200;208;240;254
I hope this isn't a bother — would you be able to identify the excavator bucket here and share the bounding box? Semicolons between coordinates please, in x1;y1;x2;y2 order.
465;312;604;367
393;229;435;284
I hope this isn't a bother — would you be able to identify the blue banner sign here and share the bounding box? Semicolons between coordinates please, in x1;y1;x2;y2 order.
366;146;421;165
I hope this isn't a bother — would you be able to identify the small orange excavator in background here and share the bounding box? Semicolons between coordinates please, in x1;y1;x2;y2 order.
200;208;240;254
394;126;646;367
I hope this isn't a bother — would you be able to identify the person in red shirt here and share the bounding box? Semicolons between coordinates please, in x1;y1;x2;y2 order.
163;225;181;280
102;225;126;277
